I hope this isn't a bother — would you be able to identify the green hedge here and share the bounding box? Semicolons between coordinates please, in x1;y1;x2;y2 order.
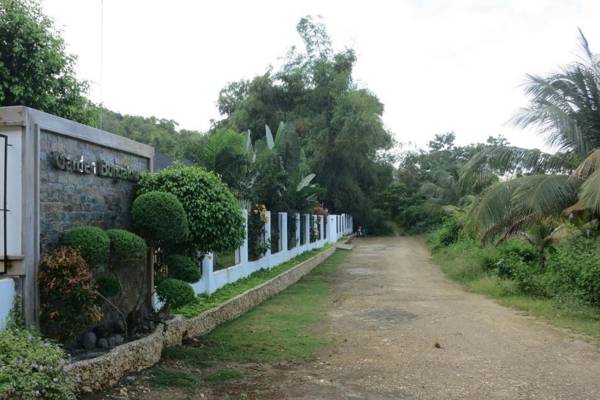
131;191;189;247
106;228;147;265
136;166;245;253
62;226;110;267
156;278;196;309
166;254;200;283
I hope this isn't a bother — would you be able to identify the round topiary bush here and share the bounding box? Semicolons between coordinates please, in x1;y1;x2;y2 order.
95;272;121;297
156;278;196;309
166;254;200;283
0;328;76;399
106;228;147;264
62;226;110;267
136;166;245;253
131;191;189;247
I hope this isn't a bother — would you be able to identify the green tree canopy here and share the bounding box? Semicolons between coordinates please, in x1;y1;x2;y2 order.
216;15;394;227
0;0;96;124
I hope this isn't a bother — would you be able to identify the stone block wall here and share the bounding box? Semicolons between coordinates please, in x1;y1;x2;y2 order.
39;130;150;255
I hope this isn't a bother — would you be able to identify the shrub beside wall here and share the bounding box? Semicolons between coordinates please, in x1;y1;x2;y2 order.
62;227;110;268
38;247;102;343
136;166;245;254
0;328;76;400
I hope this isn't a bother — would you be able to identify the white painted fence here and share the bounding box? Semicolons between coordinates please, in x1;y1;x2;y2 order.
191;211;353;295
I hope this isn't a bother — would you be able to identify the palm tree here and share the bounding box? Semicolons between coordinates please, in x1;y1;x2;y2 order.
464;30;600;242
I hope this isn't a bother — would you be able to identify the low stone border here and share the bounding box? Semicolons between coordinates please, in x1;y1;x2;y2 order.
67;245;338;393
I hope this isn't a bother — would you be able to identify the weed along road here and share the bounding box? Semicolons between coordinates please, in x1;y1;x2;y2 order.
92;237;600;400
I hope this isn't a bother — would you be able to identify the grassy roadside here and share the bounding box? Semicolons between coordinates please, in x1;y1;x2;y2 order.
168;250;349;363
429;240;600;339
135;250;349;396
176;244;333;318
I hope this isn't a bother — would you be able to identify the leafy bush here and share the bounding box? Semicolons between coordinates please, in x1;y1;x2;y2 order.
131;191;189;247
106;228;147;265
428;213;463;250
95;272;121;297
137;166;245;253
156;278;196;309
545;236;600;305
62;226;110;267
499;240;538;263
39;247;102;342
166;254;200;283
0;328;76;400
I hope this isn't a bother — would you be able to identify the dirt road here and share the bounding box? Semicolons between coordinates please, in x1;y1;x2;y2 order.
261;236;600;399
94;236;600;399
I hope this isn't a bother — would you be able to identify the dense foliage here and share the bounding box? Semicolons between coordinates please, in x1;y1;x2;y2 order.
0;327;76;400
61;226;110;268
156;278;196;309
0;0;96;124
38;247;102;342
132;191;189;248
106;229;147;265
137;166;245;253
215;16;394;229
166;254;201;283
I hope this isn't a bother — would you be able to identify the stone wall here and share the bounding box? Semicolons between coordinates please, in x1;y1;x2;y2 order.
39;130;150;255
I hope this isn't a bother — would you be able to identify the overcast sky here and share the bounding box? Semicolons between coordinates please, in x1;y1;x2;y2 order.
41;0;600;151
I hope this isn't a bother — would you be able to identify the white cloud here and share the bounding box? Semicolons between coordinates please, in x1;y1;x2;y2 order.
42;0;600;151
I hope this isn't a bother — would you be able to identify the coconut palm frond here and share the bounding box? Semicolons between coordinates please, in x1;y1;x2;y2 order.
468;175;578;243
579;168;600;214
512;175;579;217
575;148;600;178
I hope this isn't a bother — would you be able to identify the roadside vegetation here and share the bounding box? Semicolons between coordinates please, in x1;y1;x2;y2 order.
176;244;332;318
142;251;349;396
380;31;600;338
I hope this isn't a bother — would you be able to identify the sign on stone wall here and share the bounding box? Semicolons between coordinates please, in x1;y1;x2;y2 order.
50;151;141;181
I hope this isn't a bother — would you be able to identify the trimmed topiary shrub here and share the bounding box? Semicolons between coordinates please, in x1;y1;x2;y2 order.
0;327;76;399
131;191;189;247
96;272;121;297
156;278;196;309
166;254;200;283
137;166;245;253
62;226;110;267
39;247;102;343
106;228;147;265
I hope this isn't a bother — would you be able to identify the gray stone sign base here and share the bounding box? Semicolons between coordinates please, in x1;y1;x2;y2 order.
68;245;339;393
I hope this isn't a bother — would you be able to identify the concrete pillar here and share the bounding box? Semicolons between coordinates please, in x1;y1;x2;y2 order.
295;213;301;248
319;215;324;241
304;214;310;246
280;212;288;252
264;210;271;258
202;253;214;294
241;210;249;264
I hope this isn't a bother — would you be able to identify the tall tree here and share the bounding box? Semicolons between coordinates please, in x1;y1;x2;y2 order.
0;0;96;124
216;16;394;227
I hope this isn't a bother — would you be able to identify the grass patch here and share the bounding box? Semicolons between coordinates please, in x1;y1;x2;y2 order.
149;367;201;389
162;346;214;367
204;368;243;384
430;239;600;338
176;244;333;318
171;250;348;363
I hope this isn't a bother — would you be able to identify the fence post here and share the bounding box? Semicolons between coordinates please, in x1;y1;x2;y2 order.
241;209;249;264
328;215;337;243
265;210;272;262
280;212;288;253
304;214;310;247
295;213;301;248
202;253;214;294
319;215;324;243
